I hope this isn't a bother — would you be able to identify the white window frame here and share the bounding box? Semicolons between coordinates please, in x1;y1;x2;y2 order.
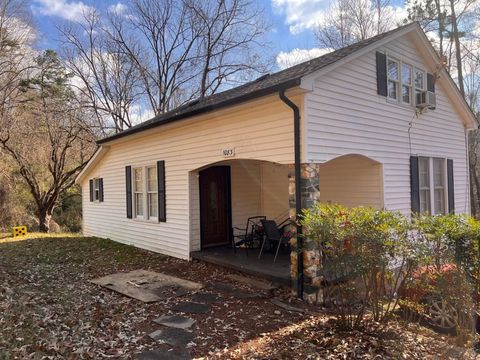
418;157;448;215
93;178;101;202
147;166;158;220
401;63;413;105
387;57;400;100
132;164;158;221
414;68;426;105
385;54;425;108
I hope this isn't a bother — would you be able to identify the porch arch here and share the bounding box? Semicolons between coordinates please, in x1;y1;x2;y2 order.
189;158;292;252
318;154;384;209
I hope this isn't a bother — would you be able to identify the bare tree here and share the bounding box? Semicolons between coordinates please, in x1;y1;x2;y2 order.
187;0;269;97
0;51;96;232
60;0;269;129
315;0;395;50
59;10;143;134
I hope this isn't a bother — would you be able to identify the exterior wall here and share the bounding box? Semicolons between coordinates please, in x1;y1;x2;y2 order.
319;154;383;209
304;32;470;215
81;92;302;259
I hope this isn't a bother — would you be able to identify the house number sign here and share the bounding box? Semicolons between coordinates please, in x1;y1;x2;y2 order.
222;147;235;157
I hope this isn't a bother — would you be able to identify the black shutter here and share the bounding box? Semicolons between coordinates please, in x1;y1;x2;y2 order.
376;52;388;96
89;179;94;202
157;160;166;222
126;166;132;219
427;73;435;93
410;156;420;214
447;159;455;214
99;178;104;202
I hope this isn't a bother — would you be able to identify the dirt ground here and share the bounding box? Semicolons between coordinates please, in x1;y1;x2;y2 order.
0;234;477;359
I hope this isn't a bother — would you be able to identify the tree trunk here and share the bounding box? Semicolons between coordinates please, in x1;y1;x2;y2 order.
38;208;52;233
449;0;465;96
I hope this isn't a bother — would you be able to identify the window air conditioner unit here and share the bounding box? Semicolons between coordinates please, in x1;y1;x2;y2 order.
416;90;436;110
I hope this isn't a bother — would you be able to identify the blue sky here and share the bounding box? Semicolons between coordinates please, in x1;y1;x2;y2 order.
31;0;406;70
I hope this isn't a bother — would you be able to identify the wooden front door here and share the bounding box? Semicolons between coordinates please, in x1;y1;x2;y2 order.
199;166;231;248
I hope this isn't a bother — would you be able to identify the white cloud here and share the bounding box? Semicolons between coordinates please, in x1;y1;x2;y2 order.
129;104;154;126
108;2;127;15
32;0;94;22
276;47;333;69
272;0;329;34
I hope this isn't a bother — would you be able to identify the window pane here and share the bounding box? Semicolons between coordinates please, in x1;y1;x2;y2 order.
147;167;157;192
148;193;158;217
135;193;144;216
433;158;444;187
402;85;411;103
387;59;398;80
420;189;430;213
419;158;430;188
388;80;397;99
402;64;412;84
134;168;143;191
415;70;424;90
434;189;444;214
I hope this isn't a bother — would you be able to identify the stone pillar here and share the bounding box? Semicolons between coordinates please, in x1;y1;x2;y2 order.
288;163;323;304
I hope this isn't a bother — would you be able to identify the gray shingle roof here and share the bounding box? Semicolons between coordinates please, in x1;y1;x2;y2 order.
98;23;416;144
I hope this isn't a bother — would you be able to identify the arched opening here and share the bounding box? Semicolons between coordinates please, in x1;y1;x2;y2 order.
319;154;384;209
189;159;291;284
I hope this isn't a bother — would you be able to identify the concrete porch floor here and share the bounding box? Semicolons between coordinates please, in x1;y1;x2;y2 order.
191;247;291;285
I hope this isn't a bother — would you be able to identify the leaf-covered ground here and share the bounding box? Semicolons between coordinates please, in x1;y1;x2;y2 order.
0;234;477;359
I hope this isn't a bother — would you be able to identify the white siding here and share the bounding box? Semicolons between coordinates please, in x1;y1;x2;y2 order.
319;154;383;209
81;93;301;259
305;33;470;215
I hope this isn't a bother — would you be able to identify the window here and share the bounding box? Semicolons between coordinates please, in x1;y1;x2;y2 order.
433;158;445;214
414;69;425;104
402;64;412;104
134;168;144;218
93;178;101;201
419;158;430;213
387;58;399;100
132;165;159;220
147;166;158;218
418;157;446;215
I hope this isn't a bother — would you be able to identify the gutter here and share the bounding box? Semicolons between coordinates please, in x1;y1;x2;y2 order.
279;89;303;299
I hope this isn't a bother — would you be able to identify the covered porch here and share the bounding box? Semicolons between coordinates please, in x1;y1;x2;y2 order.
189;154;384;296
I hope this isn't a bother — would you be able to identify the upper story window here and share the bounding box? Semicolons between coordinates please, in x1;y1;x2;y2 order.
93;178;101;201
402;64;412;104
387;59;399;100
414;69;426;98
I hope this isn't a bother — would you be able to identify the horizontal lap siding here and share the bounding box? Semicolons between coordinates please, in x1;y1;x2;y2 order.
82;94;299;259
305;34;469;215
319;156;383;209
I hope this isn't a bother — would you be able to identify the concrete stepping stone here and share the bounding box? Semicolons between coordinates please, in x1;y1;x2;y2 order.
149;327;194;347
190;292;218;304
134;349;191;360
154;315;196;329
173;301;210;314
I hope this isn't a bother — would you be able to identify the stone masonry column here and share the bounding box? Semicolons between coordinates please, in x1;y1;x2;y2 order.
288;163;323;304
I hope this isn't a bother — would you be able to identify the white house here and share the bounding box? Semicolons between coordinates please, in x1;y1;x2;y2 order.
76;23;478;301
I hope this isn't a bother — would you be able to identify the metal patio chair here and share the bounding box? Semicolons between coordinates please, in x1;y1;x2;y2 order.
232;216;266;253
259;219;292;263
